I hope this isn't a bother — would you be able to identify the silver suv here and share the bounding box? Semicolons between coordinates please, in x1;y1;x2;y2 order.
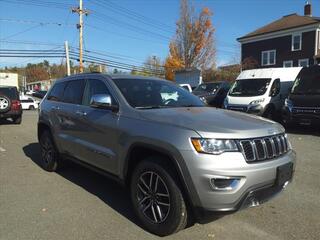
38;74;295;236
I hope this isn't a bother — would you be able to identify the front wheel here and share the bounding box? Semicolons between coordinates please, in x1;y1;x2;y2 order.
130;157;188;236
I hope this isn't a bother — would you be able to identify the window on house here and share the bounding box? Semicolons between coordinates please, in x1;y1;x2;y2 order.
298;59;309;67
292;33;302;51
261;50;276;66
283;61;293;68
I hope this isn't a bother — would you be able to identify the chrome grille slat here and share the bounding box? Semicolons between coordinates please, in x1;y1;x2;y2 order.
239;134;289;163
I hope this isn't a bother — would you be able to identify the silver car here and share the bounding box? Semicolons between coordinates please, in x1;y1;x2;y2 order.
38;74;295;236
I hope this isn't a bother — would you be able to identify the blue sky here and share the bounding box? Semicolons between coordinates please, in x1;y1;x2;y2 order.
0;0;320;69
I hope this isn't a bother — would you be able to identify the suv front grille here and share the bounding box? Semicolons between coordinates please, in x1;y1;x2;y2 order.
238;134;289;162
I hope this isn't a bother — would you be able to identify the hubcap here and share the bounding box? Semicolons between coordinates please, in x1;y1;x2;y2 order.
136;171;170;224
41;137;53;165
0;98;9;110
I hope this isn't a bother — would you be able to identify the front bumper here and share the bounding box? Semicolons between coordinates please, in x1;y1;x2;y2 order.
180;149;296;215
226;104;264;116
282;106;320;126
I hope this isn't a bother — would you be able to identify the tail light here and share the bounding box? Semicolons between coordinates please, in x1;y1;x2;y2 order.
11;100;21;111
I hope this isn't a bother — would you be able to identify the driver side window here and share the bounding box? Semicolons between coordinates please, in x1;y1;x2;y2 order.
270;79;280;97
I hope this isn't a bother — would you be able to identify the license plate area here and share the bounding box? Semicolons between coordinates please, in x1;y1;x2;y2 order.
276;162;293;187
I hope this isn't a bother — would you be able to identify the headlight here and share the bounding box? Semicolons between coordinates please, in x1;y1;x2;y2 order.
191;138;238;154
249;98;265;105
200;97;207;103
285;99;293;108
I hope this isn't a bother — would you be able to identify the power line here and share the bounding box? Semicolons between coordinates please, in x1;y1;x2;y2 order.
0;24;46;40
0;18;75;26
90;0;174;35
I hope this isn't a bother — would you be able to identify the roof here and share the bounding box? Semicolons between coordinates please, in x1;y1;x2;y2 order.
238;14;320;40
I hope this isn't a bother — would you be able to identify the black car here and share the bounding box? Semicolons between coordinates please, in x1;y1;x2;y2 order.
0;86;22;124
282;65;320;127
32;90;47;99
192;81;230;107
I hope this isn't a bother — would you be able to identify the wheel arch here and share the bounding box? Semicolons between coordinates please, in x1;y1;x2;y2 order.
122;142;200;209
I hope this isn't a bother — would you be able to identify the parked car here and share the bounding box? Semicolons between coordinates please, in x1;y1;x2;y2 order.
0;86;22;124
179;83;192;92
193;81;230;107
20;96;39;110
32;90;47;99
26;89;35;95
282;65;320;126
224;67;302;120
38;73;295;236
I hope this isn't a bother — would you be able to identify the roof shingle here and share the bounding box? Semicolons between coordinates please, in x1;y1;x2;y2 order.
238;14;320;40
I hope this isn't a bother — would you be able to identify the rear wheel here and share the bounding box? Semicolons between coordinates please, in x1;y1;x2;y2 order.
29;105;35;110
0;95;11;113
39;131;59;172
130;157;188;236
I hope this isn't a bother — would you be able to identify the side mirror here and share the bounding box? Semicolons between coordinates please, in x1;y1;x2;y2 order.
90;94;119;112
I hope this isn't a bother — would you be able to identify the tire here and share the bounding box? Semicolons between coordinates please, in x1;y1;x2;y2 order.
0;95;11;113
130;156;188;236
12;115;22;124
29;105;35;110
39;130;59;172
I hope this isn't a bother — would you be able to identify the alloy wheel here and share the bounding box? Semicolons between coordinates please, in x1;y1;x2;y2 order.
137;171;171;224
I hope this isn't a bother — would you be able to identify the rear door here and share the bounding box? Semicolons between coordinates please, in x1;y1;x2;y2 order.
56;79;86;158
73;77;121;174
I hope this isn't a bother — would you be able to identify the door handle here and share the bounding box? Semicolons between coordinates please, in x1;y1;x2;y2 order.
75;110;87;116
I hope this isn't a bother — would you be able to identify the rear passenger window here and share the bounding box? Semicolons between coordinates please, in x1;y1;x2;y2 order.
62;80;86;104
82;79;114;106
47;82;67;101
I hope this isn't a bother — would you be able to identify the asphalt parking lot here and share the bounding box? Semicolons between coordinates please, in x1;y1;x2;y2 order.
1;111;320;240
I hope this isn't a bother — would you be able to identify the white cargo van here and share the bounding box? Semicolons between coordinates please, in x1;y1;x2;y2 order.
224;67;302;119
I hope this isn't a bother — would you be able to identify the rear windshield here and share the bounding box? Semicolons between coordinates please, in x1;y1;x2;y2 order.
0;87;18;99
229;78;271;97
291;67;320;95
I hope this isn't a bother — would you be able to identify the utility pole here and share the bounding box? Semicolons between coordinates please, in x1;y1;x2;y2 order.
72;0;89;73
64;41;71;76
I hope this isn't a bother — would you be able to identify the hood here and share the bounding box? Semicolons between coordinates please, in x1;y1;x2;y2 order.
289;94;320;107
138;107;284;139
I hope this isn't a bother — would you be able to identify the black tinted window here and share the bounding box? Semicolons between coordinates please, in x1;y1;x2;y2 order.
292;67;320;94
82;79;113;106
0;87;18;99
21;99;33;103
62;80;85;104
47;82;66;101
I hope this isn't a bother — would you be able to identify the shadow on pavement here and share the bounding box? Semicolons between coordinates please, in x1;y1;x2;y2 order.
22;142;141;228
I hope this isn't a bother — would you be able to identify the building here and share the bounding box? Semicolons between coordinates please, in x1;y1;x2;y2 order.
238;2;320;69
26;79;56;91
175;68;202;89
0;73;19;89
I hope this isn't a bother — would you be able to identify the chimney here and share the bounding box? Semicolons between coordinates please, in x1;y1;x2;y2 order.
304;1;312;17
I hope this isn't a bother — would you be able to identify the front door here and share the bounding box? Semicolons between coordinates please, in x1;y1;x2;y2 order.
73;77;121;175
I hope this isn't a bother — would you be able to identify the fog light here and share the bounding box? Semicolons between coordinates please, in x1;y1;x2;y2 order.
210;178;240;191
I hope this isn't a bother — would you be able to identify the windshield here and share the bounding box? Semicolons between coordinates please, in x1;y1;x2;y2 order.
112;78;204;109
194;83;221;92
229;78;271;97
291;67;320;95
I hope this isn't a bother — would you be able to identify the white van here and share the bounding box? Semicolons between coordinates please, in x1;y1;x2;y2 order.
224;67;302;119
